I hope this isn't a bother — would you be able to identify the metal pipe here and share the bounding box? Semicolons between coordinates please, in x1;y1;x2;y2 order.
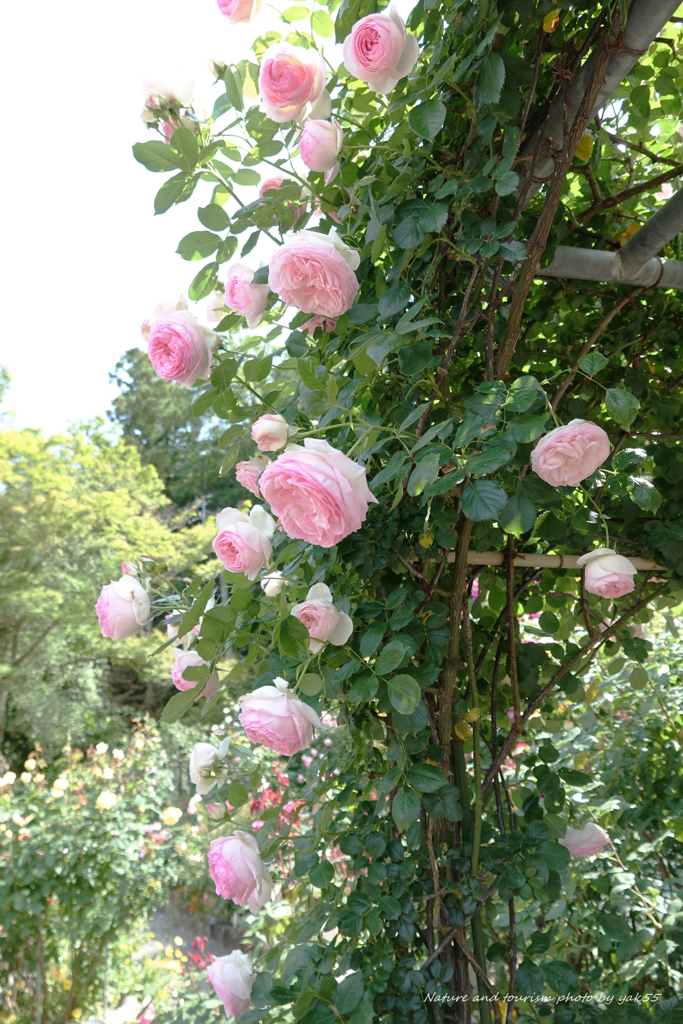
538;245;683;289
519;0;680;207
619;185;683;274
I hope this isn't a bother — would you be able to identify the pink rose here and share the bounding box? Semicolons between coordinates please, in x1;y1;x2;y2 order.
258;43;331;124
96;577;150;641
238;677;322;755
259;439;377;547
235;455;270;497
304;314;336;335
206;289;226;323
189;742;223;795
261;571;285;597
148;311;213;388
342;9;420;94
212;505;275;579
268;230;360;318
260;175;285;196
141;295;188;341
530;419;610;487
655;182;674;202
139;1001;155;1024
207;831;273;910
207;951;253;1018
217;0;263;23
559;822;610;857
171;649;219;700
251;413;290;452
224;263;269;328
577;548;637;599
291;583;353;653
300;119;344;184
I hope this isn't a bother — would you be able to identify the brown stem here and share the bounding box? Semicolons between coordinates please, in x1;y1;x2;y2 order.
505;535;521;728
452;931;503;1024
602;128;682;167
437;517;474;760
580;569;598;638
577;162;683;222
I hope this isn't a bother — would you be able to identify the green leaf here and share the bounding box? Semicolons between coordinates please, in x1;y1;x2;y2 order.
169;128;199;172
387;675;421;715
407;452;441;496
282;4;309;20
495;171;519;196
198;204;231;231
311;9;334;35
506;375;544;412
398;339;433;376
211;359;238;389
408;99;447;140
408;763;445;792
376;641;407;676
177;231;223;261
224;67;244;111
474;52;505;105
393;216;424;249
297;358;326;391
613;448;646;471
499;240;526;261
132;141;183;173
420;203;449;233
605;387;639;428
347;675;378;703
461;480;507;521
154;173;194;215
629;477;662;511
299;673;324;696
517;958;544;997
189;261;219;301
542;961;579;994
243;355;273;381
227;782;249;807
556;768;592;787
579;351;608;376
465;438;515;474
233;167;261;186
335;973;364;1014
161;684;204;723
360;621;386;657
309;861;334;887
279;616;310;659
378;283;412;317
252;266;270;284
499;494;537;536
505;413;548;442
392;787;421;831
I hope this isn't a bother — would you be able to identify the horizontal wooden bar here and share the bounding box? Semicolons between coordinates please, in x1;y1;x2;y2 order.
455;552;661;570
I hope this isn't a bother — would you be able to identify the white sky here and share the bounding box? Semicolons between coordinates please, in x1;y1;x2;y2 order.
1;0;416;436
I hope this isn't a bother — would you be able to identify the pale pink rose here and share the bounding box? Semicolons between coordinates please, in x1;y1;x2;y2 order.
121;561;137;577
207;951;253;1018
251;413;290;452
207;801;227;820
148;311;213;388
206;289;226;323
96;577;150;641
172;650;220;700
261;571;285;597
212;505;275;579
291;583;353;653
342;8;420;94
223;263;269;328
304;314;336;335
207;831;273;910
268;230;360;318
238;677;322;755
139;1002;155;1024
259;43;331;124
300;119;344;184
235;455;270;497
141;77;194;123
559;822;610;857
217;0;263;24
577;548;637;599
260;175;285;196
166;618;201;645
530;419;610;487
141;295;188;341
189;742;222;795
655;182;674;202
259;439;378;547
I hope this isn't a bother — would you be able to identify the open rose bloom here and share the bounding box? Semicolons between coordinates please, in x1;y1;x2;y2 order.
207;950;254;1018
259;43;331;123
299;119;344;184
343;8;419;94
239;677;322;755
577;548;637;599
559;822;610;857
268;230;360;318
147;310;213;387
96;577;150;641
259;439;377;547
291;583;353;653
224;263;269;328
217;0;263;24
235;455;270;497
141;295;188;340
213;505;275;579
171;650;219;700
208;831;273;910
530;419;610;487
